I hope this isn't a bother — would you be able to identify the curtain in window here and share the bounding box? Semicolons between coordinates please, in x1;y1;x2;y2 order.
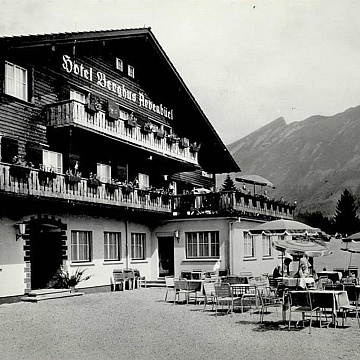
104;232;120;260
71;231;91;262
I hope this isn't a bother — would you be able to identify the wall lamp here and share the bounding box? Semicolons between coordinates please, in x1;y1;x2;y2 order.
174;230;180;243
15;223;26;241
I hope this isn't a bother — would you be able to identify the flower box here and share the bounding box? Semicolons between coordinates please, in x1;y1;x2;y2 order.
9;165;31;179
150;191;161;200
137;189;149;198
65;174;81;185
105;183;119;192
155;129;165;139
38;170;57;183
125;117;137;128
87;178;102;188
179;137;190;148
190;142;201;153
122;184;133;195
166;134;178;145
141;123;153;134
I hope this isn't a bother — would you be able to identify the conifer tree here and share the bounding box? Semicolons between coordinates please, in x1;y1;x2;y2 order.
333;189;360;237
220;174;237;191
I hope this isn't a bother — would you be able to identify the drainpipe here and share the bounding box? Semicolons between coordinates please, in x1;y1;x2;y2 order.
228;221;234;275
125;219;129;269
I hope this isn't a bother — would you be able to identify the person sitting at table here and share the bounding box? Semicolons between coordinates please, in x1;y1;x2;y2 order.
299;253;311;275
273;254;293;278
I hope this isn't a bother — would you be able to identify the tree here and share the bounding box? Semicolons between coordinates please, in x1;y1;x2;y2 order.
295;211;332;234
220;174;237;191
333;189;360;237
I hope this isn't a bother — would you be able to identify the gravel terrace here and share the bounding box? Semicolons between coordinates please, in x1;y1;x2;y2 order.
0;287;358;360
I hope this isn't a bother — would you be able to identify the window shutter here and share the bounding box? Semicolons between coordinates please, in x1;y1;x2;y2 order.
107;99;119;120
1;137;18;163
25;141;42;168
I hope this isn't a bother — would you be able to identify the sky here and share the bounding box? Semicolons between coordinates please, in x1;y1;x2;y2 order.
1;0;360;144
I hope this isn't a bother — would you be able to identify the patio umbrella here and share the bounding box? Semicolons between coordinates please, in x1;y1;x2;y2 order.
249;219;320;236
272;237;332;257
342;232;360;242
235;174;275;195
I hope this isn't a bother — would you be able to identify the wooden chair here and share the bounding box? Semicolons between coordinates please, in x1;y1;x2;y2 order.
111;269;128;291
214;282;241;316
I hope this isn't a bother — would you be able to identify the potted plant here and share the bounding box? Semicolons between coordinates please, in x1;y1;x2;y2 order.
38;165;57;184
166;133;178;145
87;173;101;188
65;170;82;184
105;180;119;192
125;113;137;128
179;137;190;148
154;128;165;139
10;155;31;179
52;267;92;292
189;142;201;153
141;121;153;134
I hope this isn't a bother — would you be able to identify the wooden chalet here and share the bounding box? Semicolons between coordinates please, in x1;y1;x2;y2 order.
0;28;294;301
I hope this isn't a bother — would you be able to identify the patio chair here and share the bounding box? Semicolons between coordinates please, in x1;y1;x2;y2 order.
111;269;128;291
173;279;198;305
240;285;258;313
164;276;175;302
338;286;360;327
257;286;283;321
288;291;319;334
203;281;216;311
133;269;146;289
123;269;135;290
214;282;241;316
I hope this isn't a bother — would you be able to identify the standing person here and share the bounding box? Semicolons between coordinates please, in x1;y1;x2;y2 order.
299;253;311;276
273;254;293;278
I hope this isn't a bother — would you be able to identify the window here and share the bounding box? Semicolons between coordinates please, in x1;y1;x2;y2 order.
185;231;219;258
131;233;146;260
128;65;135;78
243;232;255;258
97;163;111;183
71;231;92;262
262;235;272;257
104;232;121;261
119;109;129;120
116;58;123;71
138;173;149;189
43;149;62;173
5;61;28;101
70;89;86;103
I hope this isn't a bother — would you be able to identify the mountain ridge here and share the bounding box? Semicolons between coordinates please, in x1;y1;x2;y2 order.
225;105;360;216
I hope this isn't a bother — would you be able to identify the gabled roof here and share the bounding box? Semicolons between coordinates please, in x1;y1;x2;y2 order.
0;28;240;174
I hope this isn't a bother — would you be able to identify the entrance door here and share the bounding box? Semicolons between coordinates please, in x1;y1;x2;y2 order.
30;224;63;289
158;237;174;277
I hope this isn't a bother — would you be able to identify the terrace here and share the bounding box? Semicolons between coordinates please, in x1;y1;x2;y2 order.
0;163;172;214
45;100;199;167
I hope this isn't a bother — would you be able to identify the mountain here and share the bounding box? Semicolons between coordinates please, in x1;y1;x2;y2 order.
223;106;360;217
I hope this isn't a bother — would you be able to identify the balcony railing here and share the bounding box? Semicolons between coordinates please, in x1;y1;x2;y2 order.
0;163;172;214
46;100;199;166
172;192;294;220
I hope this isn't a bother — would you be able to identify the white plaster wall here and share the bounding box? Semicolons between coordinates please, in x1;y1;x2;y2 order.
0;217;26;298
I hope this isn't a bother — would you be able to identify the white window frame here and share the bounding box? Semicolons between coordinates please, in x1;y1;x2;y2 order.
97;163;111;183
71;230;92;262
116;58;123;71
138;173;149;189
185;231;219;259
42;149;62;173
243;232;255;258
5;61;28;101
262;235;272;257
119;109;129;121
131;233;146;260
70;89;86;103
104;232;121;261
128;65;135;78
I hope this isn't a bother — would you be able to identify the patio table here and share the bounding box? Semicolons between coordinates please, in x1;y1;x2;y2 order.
317;271;342;283
280;277;315;289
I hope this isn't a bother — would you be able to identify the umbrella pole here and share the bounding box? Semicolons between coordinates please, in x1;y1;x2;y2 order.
281;252;284;276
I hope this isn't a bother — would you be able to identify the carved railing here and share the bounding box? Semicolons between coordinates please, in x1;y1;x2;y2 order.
0;163;172;213
172;191;294;220
45;100;198;166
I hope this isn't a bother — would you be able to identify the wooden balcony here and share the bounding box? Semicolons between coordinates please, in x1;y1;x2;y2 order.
0;163;172;214
45;100;199;166
172;192;294;220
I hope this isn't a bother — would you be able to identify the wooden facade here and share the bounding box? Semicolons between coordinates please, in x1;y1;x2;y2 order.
0;29;292;301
